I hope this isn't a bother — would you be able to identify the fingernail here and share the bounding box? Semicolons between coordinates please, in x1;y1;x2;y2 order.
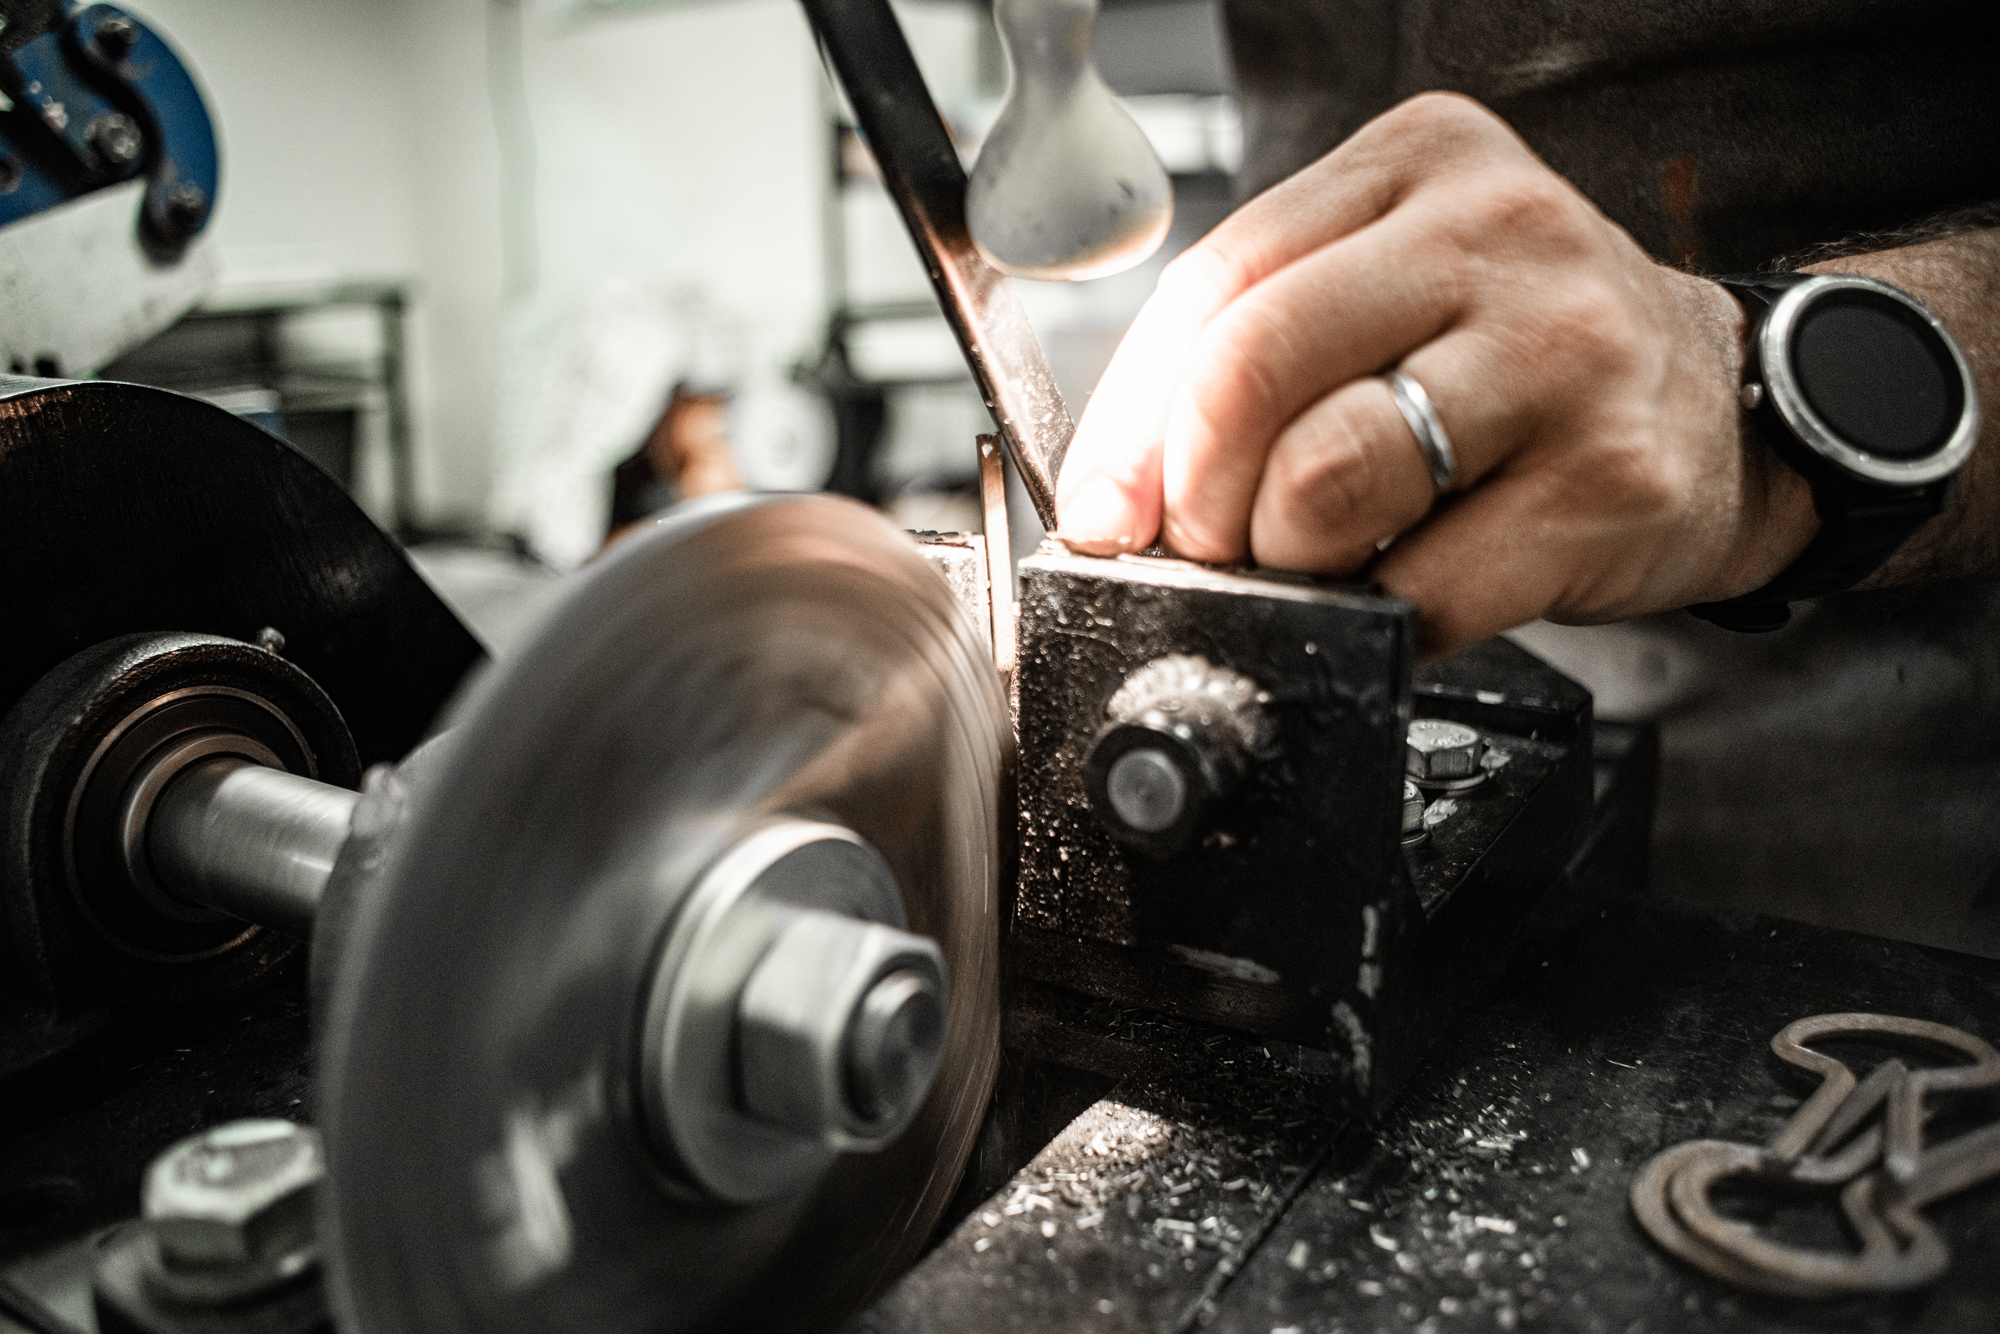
1059;476;1138;550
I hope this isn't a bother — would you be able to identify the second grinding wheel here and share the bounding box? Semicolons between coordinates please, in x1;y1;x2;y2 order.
316;494;1011;1333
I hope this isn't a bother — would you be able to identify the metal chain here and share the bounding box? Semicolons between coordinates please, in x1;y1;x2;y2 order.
1629;1012;2000;1297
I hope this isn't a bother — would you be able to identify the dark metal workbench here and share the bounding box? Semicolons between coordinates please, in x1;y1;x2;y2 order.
2;895;1994;1333
858;896;2000;1334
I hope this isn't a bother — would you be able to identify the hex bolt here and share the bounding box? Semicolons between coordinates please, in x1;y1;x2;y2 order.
95;13;138;59
87;113;143;167
1406;718;1483;786
1401;779;1427;843
143;1120;323;1273
736;909;947;1147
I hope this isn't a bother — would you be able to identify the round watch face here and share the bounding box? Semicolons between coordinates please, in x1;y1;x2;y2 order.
1760;275;1979;487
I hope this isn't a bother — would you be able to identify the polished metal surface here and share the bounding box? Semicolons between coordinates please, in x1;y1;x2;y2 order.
149;757;357;939
1757;274;1979;488
801;0;1074;528
318;493;1010;1334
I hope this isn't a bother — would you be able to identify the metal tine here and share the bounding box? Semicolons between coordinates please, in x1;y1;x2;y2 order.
1901;1119;2000;1209
1780;1056;1909;1188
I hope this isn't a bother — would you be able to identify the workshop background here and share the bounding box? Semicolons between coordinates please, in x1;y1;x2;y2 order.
99;0;2000;961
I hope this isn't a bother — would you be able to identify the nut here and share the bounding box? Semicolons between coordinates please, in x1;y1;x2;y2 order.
1400;779;1426;841
1406;718;1483;785
143;1119;322;1270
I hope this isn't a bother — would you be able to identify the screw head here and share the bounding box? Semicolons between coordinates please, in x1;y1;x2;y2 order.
164;182;209;233
1406;718;1483;784
142;1120;322;1270
88;113;143;167
95;13;138;59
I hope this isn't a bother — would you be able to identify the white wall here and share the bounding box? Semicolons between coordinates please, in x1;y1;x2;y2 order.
131;0;830;525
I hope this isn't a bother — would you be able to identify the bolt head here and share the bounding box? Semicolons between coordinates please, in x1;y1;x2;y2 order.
1406;718;1483;782
95;14;138;58
88;113;142;167
1105;746;1187;834
164;183;209;232
142;1120;322;1270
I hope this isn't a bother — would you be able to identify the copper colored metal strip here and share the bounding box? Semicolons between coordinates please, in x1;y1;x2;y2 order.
978;434;1016;682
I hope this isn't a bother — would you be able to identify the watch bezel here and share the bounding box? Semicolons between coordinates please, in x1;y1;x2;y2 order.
1757;273;1979;488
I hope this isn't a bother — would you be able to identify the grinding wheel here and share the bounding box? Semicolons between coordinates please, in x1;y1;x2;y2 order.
316;494;1011;1333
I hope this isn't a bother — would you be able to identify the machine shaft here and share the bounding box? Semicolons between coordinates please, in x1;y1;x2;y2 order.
149;757;357;939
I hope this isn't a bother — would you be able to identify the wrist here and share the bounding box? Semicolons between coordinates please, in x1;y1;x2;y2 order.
1681;272;1821;602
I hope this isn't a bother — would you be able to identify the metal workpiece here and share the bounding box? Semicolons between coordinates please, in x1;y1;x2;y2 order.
1405;717;1484;788
967;0;1172;280
1084;654;1273;857
149;758;359;940
801;0;1074;528
737;908;947;1147
141;1119;324;1304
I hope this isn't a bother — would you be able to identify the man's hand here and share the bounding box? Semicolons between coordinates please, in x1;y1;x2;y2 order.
1056;93;1821;655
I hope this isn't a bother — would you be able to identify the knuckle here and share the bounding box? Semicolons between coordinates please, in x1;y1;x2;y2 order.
1160;242;1245;309
1540;282;1647;373
1189;304;1292;426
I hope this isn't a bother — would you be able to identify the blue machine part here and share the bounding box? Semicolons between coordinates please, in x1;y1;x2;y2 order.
0;2;218;255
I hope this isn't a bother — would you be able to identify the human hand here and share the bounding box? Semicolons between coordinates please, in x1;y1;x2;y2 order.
1055;93;1820;655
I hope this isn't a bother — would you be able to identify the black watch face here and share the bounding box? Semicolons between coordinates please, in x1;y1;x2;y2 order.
1789;287;1965;461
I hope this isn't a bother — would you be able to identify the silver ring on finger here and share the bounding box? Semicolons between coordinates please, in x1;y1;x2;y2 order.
1385;369;1457;492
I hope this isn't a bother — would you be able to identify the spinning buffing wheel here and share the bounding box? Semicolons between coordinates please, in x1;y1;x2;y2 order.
316;494;1011;1332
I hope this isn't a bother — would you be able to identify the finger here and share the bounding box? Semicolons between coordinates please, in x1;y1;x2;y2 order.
1245;327;1550;572
1160;208;1467;561
1056;274;1210;552
1178;92;1528;311
1058;94;1527;553
1374;469;1649;657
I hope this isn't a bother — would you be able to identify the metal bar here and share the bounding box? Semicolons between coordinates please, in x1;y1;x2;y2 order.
801;0;1072;530
150;758;357;939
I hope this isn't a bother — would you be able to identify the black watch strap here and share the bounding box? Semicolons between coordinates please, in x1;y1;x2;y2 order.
1685;273;1953;633
1685;474;1948;632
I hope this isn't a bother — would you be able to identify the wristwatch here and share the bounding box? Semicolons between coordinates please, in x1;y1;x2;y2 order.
1686;272;1980;632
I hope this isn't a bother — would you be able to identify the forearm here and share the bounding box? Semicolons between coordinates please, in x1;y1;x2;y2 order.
1796;225;2000;588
